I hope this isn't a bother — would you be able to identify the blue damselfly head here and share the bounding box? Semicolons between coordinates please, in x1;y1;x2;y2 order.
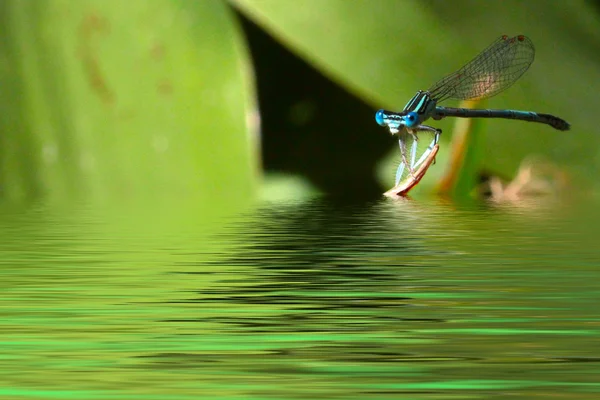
375;109;408;134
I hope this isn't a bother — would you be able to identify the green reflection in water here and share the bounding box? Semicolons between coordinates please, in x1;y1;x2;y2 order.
1;197;600;399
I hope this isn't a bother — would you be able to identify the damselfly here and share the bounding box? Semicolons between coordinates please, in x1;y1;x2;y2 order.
375;35;570;188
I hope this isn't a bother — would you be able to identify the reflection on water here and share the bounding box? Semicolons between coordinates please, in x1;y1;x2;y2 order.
1;197;600;399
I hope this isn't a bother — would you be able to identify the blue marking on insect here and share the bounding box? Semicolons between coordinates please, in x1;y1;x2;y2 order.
375;109;386;126
515;111;536;118
403;93;417;110
404;111;419;127
414;96;428;113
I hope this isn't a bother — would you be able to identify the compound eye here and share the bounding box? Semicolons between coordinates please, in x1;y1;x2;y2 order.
375;109;386;126
404;111;419;127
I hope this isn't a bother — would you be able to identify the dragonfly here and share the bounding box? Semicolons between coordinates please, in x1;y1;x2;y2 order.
375;35;570;189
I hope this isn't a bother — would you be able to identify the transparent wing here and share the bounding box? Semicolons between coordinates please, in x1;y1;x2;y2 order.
394;130;438;187
428;35;535;103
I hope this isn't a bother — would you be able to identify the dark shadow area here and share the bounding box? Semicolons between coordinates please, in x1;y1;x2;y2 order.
236;11;392;198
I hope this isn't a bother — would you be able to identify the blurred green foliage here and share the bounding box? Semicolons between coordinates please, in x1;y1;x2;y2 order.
0;0;259;208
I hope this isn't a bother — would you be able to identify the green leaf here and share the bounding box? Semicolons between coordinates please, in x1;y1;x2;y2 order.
0;0;259;207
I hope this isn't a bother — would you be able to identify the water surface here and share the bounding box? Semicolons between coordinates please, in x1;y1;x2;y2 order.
1;196;599;399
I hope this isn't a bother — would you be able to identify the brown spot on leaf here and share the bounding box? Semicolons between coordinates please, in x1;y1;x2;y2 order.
150;42;165;61
80;12;110;37
78;12;115;105
117;108;136;121
157;79;172;96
